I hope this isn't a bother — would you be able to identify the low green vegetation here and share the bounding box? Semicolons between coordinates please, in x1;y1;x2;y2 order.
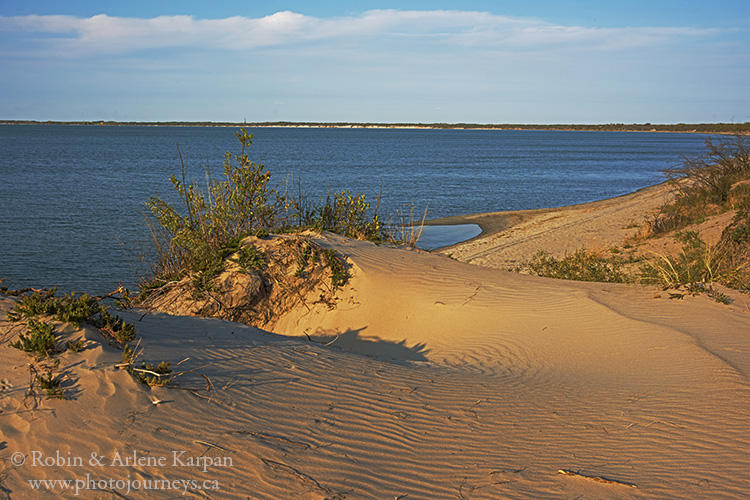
36;368;65;400
525;249;630;283
520;134;750;302
10;318;58;359
121;345;172;387
647;134;750;235
140;128;389;299
6;289;136;343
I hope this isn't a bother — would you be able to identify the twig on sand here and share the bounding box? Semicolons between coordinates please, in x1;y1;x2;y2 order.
261;458;331;494
229;430;311;449
557;469;637;488
107;487;130;499
193;440;228;452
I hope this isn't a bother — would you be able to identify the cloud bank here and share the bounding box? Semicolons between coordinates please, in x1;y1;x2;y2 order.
0;10;720;57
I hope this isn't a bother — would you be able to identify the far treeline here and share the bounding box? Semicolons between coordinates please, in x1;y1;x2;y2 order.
2;120;750;134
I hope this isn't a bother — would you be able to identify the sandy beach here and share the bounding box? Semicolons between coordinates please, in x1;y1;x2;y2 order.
2;185;749;499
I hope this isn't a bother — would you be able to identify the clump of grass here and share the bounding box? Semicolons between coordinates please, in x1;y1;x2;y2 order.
640;231;719;287
386;202;429;247
639;229;749;302
525;249;629;283
10;318;58;358
67;339;84;353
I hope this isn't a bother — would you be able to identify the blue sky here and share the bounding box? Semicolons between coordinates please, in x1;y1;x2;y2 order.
1;1;749;123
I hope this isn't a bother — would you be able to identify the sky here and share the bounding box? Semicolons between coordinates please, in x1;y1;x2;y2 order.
1;1;749;124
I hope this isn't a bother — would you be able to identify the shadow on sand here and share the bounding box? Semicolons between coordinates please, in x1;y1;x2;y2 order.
305;327;429;363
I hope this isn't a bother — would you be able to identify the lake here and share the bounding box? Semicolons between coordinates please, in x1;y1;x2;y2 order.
0;125;710;294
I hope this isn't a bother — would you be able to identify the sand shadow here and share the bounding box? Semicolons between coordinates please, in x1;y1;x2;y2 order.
306;327;430;363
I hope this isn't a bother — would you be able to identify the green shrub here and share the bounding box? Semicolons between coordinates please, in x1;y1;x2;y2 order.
6;288;59;322
323;249;349;288
6;289;137;344
233;245;264;270
95;310;137;343
121;346;172;386
37;369;65;400
7;289;101;326
10;318;58;358
141;129;384;293
649;134;750;235
526;249;628;283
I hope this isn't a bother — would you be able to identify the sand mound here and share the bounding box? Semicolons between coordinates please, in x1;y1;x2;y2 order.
137;233;345;329
2;226;749;499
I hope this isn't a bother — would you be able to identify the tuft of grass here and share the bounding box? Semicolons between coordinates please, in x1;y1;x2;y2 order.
67;340;84;353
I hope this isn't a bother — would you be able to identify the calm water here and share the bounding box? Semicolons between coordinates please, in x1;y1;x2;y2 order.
0;125;710;294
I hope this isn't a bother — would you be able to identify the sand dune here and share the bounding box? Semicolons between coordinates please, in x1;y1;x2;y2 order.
2;192;750;499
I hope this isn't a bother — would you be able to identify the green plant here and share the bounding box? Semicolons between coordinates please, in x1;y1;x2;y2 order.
640;231;718;288
67;340;84;353
6;288;59;322
120;345;172;386
95;310;137;343
10;319;58;358
648;134;750;236
323;249;349;288
526;249;628;283
295;244;315;278
145;129;282;282
139;129;385;296
37;369;65;400
233;245;265;270
7;289;102;326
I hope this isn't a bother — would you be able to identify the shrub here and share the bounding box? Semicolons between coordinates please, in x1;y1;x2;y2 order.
526;249;628;283
121;345;172;386
37;369;65;400
10;318;58;358
145;129;281;280
649;133;750;235
6;289;137;344
141;129;384;293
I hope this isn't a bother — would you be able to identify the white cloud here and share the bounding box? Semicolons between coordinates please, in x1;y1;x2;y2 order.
0;10;721;57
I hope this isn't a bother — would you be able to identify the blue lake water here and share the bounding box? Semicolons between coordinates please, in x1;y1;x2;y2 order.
0;125;710;294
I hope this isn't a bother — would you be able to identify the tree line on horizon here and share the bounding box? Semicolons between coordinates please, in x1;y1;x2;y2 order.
1;120;749;133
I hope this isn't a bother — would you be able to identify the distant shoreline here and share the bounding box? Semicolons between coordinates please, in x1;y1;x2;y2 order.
1;120;749;134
